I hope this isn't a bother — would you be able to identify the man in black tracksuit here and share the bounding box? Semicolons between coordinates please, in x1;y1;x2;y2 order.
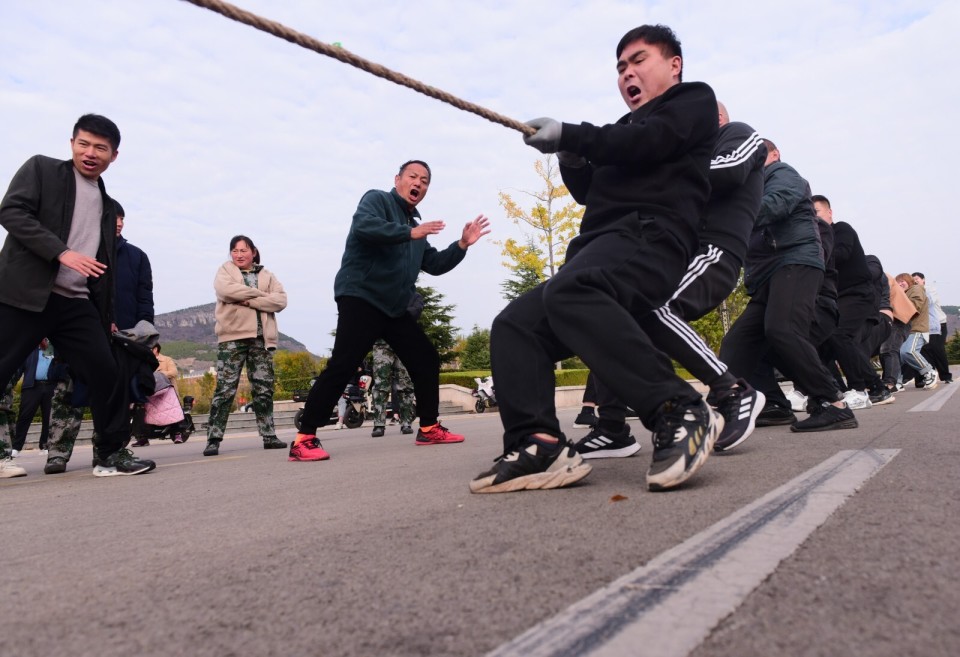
577;102;768;457
471;25;721;494
814;195;893;405
720;141;856;432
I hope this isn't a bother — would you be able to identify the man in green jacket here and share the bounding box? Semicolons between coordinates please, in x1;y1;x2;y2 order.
289;160;490;461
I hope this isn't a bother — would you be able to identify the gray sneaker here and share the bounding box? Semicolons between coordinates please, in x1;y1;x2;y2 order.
0;456;27;478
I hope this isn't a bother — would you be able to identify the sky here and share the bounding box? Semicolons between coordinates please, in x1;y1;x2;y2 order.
1;0;958;354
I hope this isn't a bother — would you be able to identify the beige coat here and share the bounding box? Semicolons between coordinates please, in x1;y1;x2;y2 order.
887;274;918;324
156;352;179;394
213;262;287;348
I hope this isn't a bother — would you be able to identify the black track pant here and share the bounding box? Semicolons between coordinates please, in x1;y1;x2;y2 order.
0;295;129;458
491;222;700;452
298;296;440;434
13;382;54;450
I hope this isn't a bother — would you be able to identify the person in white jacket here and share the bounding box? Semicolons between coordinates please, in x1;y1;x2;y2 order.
203;235;288;456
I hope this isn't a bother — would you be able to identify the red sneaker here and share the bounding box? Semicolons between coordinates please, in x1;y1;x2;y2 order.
288;435;330;461
415;423;465;445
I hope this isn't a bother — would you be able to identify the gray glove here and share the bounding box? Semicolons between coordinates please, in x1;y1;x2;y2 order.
557;151;586;168
523;117;562;154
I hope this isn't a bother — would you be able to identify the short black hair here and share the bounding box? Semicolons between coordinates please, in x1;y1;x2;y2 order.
762;138;778;153
811;195;831;207
230;234;260;264
73;114;121;151
114;200;125;218
616;25;683;81
398;159;431;179
912;272;925;280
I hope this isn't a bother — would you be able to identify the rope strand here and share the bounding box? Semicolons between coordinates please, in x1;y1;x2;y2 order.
181;0;535;136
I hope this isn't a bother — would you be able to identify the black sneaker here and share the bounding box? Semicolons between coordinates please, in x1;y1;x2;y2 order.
868;386;895;406
92;449;156;477
44;457;68;475
790;402;858;432
203;441;220;457
400;425;414;435
646;399;722;491
469;440;592;494
574;425;640;459
371;426;385;438
754;403;797;427
572;409;598;429
263;437;287;450
713;380;765;452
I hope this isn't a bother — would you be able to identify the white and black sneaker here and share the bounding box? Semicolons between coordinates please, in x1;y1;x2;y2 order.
575;425;640;459
92;448;156;477
922;371;939;390
713;380;765;452
572;408;598;429
646;399;722;491
469;440;592;494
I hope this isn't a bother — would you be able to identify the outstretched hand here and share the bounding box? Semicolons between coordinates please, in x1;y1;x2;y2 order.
458;215;491;249
411;220;446;240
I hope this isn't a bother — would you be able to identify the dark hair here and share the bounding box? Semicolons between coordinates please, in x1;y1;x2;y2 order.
398;159;431;180
616;25;683;82
762;138;778;153
154;343;162;353
230;234;260;264
811;195;831;208
912;272;925;280
114;200;125;217
73;114;121;151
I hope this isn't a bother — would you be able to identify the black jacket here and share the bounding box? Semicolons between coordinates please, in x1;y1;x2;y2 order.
700;121;766;262
558;81;717;258
865;255;890;312
0;155;117;329
831;221;872;301
115;236;154;329
816;218;838;302
744;161;823;295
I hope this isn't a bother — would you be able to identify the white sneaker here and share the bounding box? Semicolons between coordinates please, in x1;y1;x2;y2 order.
842;389;872;410
786;388;808;412
10;449;19;458
335;422;345;430
922;371;939;390
0;456;27;478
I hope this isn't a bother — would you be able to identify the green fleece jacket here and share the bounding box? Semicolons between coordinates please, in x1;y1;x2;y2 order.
333;189;466;317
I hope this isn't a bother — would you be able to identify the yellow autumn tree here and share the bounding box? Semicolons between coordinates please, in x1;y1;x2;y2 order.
497;155;584;299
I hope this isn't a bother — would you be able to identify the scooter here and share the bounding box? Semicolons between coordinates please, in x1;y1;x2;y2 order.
132;395;196;444
473;376;497;413
295;375;372;431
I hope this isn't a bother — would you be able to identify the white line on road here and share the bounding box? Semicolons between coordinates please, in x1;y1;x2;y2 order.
907;383;960;412
487;448;899;657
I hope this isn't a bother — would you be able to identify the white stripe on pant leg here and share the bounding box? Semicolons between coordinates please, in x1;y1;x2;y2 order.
670;245;723;302
653;305;728;378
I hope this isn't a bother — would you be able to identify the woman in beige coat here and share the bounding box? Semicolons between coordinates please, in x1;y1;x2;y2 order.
203;235;288;456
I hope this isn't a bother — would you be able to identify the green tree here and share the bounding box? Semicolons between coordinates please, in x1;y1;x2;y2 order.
946;329;960;363
690;274;750;353
416;285;459;365
497;155;583;284
501;238;546;301
460;326;491;369
273;350;326;399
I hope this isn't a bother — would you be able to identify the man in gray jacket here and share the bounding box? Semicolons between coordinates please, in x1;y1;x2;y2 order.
0;114;154;477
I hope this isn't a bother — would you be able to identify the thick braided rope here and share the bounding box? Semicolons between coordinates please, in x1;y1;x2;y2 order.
181;0;535;136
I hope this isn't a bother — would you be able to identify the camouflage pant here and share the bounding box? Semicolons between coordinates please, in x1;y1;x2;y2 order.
46;377;85;462
370;341;415;428
207;338;277;443
0;379;15;458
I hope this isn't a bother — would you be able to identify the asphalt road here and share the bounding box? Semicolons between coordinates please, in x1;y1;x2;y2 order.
2;373;958;657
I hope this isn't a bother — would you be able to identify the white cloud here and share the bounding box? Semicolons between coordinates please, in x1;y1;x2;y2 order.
1;0;958;354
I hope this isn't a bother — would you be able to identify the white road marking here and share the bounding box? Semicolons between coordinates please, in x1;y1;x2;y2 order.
488;449;899;657
907;383;960;412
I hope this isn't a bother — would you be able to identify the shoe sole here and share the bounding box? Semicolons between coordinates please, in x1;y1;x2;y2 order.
0;470;27;478
415;438;465;446
755;415;796;427
579;443;641;459
469;461;593;493
288;455;331;461
92;464;154;477
870;396;896;406
789;418;859;433
647;409;723;491
43;466;67;475
572;423;596;429
715;390;766;453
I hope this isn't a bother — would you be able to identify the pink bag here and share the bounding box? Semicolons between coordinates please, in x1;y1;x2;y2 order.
143;386;185;426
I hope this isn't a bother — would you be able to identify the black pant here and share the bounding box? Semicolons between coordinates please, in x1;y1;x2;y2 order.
721;265;841;404
823;294;884;391
13;381;54;450
491;222;700;451
593;244;742;424
0;295;129;458
923;324;951;381
298;296;441;434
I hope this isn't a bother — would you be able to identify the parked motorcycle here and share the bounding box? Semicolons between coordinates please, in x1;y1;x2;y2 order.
473;376;497;413
295;375;372;430
132;394;196;443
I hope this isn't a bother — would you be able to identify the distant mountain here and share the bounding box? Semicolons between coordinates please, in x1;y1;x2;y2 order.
153;303;310;353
